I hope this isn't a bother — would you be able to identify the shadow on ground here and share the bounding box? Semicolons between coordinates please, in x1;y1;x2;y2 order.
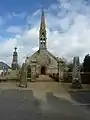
43;92;90;119
68;91;90;109
68;91;90;104
0;90;89;120
0;89;42;120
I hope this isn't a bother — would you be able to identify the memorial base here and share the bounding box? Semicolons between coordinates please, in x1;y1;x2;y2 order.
19;83;27;88
71;81;82;89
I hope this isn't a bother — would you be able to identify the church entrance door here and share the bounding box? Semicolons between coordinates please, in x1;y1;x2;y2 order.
41;66;46;74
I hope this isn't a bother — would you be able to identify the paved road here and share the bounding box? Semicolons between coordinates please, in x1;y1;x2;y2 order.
69;91;90;109
0;90;90;120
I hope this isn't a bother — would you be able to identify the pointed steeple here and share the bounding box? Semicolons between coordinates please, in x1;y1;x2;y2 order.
40;8;45;30
39;8;47;50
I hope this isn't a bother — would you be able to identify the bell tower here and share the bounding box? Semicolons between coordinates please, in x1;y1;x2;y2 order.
39;8;47;50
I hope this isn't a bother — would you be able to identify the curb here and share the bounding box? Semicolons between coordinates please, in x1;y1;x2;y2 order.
68;89;90;92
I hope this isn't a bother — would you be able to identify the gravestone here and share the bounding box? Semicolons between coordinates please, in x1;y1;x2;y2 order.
72;56;82;88
19;63;27;88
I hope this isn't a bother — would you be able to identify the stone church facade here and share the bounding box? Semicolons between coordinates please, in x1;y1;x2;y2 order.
25;9;64;77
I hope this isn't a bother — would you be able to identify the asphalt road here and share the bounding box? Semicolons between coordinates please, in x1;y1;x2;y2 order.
0;90;90;120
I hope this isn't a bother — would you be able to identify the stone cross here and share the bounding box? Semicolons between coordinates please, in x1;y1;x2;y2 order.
19;63;27;88
57;57;61;82
72;56;82;88
57;58;64;82
60;60;64;81
31;58;37;81
14;47;17;52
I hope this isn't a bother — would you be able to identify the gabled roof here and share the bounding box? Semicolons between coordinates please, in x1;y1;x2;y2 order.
47;51;58;61
0;61;11;69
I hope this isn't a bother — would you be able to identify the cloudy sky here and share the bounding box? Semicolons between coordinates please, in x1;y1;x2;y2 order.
0;0;90;66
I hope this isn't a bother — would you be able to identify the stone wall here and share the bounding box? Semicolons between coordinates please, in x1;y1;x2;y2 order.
63;72;90;84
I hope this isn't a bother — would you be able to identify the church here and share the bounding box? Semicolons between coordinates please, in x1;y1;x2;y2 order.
25;8;64;78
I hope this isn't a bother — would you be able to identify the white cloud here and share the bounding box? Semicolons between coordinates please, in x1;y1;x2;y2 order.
27;9;41;28
0;16;5;27
7;12;26;19
46;0;90;63
1;0;90;66
12;12;26;18
6;26;22;34
0;27;39;66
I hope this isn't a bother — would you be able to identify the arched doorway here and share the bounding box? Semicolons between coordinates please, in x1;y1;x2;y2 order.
41;66;46;74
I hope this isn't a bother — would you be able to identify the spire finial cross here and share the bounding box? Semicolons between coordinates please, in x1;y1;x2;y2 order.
14;47;17;52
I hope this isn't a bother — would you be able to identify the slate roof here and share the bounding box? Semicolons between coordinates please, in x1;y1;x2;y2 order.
0;61;11;69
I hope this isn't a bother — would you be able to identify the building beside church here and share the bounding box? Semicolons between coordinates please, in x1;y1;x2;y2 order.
25;9;64;77
0;61;11;75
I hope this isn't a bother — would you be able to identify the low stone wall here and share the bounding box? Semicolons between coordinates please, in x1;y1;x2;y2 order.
0;70;20;82
63;72;90;84
81;72;90;84
0;77;19;82
49;72;90;84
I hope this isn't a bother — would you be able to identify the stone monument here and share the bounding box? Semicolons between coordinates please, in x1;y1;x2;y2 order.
19;63;27;88
57;58;64;81
57;58;60;82
11;47;18;70
72;56;82;88
60;60;64;81
30;57;37;82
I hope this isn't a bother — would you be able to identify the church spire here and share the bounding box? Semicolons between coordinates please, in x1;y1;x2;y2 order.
40;8;45;30
39;8;47;50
